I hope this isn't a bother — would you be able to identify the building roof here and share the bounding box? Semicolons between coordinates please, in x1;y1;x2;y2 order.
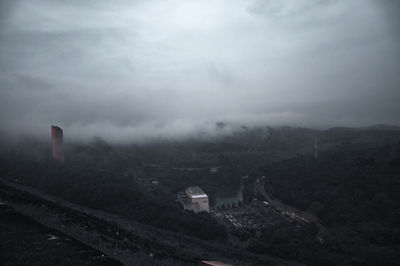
201;261;234;266
51;125;63;131
186;186;207;198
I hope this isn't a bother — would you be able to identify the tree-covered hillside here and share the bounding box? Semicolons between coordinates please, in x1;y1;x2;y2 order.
1;126;400;265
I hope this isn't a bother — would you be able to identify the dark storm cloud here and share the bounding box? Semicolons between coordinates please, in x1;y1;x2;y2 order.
0;0;399;141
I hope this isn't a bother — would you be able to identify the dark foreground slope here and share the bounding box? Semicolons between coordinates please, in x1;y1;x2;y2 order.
0;203;121;266
0;180;299;266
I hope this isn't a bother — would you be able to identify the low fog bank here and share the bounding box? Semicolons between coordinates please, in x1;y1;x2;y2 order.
1;123;400;175
1;122;400;147
2;120;400;144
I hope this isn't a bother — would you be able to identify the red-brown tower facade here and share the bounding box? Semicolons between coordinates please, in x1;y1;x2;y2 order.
51;125;64;163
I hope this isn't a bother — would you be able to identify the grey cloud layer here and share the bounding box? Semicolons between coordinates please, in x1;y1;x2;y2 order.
0;0;399;141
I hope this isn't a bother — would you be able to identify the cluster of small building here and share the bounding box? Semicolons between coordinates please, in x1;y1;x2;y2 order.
176;182;305;235
213;211;243;229
212;206;292;233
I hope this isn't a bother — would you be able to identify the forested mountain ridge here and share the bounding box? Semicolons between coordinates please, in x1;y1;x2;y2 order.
1;125;400;265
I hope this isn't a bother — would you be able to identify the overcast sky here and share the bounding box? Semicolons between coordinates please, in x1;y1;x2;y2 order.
0;0;399;141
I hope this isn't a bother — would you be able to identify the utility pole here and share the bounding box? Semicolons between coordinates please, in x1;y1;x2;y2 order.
314;137;318;160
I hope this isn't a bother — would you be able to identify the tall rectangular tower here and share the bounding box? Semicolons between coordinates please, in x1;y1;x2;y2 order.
51;125;64;163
